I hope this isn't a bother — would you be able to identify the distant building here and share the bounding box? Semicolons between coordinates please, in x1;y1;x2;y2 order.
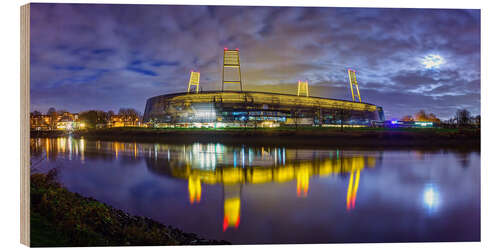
30;112;82;131
107;115;140;128
30;111;143;130
372;120;434;128
55;112;79;130
30;114;51;130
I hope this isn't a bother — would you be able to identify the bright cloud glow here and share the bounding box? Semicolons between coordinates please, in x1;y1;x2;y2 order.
421;54;445;69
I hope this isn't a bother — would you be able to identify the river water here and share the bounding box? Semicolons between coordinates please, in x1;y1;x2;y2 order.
30;137;480;244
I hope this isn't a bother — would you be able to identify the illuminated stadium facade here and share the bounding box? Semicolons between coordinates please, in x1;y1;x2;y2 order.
143;49;385;127
143;91;384;127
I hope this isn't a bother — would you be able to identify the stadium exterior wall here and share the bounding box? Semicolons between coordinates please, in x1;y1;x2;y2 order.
143;91;384;127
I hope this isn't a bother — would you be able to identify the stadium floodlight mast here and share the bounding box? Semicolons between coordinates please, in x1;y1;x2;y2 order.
297;80;309;97
347;69;362;102
222;48;243;92
187;70;200;94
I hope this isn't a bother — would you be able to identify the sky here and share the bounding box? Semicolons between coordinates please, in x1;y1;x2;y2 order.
30;3;480;120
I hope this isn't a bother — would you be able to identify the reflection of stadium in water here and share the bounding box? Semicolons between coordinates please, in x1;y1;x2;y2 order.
144;143;380;231
29;137;480;242
31;138;380;232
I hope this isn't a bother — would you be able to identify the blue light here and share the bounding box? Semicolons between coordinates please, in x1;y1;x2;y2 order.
242;148;245;168
277;148;281;165
282;147;286;165
233;151;237;167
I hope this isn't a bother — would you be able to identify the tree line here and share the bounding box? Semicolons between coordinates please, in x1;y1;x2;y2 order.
401;109;480;128
31;107;142;129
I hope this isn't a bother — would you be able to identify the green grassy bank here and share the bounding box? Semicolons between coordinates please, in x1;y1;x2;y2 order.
49;127;482;149
30;170;230;247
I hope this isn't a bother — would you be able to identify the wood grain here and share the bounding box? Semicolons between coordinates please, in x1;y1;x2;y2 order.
20;3;30;247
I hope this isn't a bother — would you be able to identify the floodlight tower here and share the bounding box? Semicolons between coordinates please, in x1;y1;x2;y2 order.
222;48;243;92
347;69;362;102
187;70;200;94
297;80;309;97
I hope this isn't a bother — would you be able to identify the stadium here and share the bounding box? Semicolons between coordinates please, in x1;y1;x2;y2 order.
143;49;385;128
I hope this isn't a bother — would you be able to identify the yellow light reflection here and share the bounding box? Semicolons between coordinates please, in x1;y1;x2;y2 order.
114;142;119;159
45;138;50;160
275;166;294;183
79;138;85;162
248;168;273;184
222;168;244;185
188;176;202;204
296;163;310;198
155;145;379;227
346;169;360;211
223;197;240;232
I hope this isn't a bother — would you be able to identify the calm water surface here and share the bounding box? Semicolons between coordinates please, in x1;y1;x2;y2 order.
30;137;480;244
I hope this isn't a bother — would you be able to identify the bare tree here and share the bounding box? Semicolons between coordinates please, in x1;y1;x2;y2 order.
474;115;481;128
455;109;471;128
105;110;115;121
47;107;56;116
427;113;441;123
401;115;414;121
415;110;428;121
79;110;107;129
118;108;140;126
47;107;58;130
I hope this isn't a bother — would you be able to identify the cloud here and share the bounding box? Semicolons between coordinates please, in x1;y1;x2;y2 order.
29;4;480;119
126;67;158;76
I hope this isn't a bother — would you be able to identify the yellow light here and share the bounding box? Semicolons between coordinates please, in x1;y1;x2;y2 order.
187;71;201;94
188;176;202;204
222;168;244;185
248;168;273;184
296;163;310;197
348;69;362;103
223;197;240;231
274;166;294;182
169;92;376;112
318;158;333;177
346;169;360;211
297;80;309;97
222;49;243;92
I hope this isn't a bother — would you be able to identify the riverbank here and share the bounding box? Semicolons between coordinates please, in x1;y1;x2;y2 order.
32;127;480;149
30;170;230;247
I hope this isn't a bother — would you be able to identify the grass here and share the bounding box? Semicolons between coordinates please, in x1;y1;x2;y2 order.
32;125;479;136
30;211;72;247
82;126;479;138
31;126;480;148
82;126;476;134
30;170;229;247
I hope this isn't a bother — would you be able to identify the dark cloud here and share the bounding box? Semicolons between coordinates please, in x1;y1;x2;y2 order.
30;4;480;119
